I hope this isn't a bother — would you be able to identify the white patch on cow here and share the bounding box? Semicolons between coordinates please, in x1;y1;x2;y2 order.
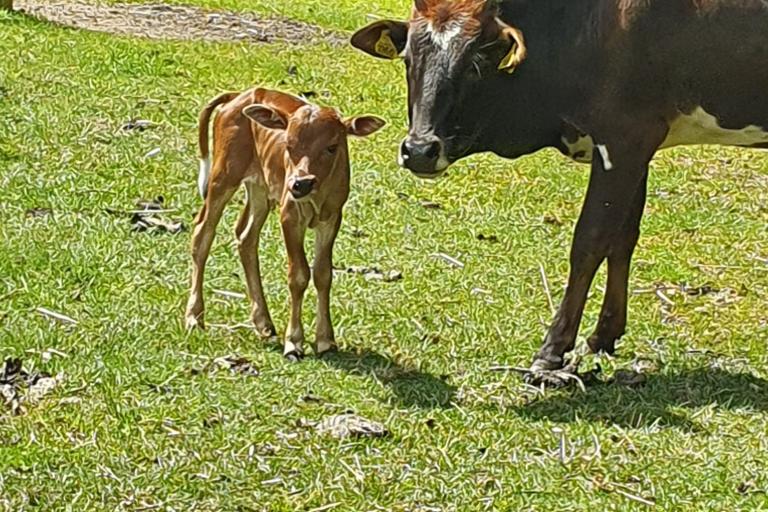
597;144;613;171
427;20;463;50
198;157;211;198
662;107;768;148
561;134;595;163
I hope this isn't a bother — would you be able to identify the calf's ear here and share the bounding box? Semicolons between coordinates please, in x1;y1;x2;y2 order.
344;116;386;137
351;20;408;60
496;18;527;74
242;104;288;130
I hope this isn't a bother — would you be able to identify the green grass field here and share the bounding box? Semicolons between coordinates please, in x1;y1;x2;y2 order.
2;2;768;510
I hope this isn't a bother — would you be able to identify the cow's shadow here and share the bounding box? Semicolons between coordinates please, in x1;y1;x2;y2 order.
319;349;456;410
513;367;768;431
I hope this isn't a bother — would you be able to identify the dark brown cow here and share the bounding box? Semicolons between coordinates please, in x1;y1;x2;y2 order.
352;0;768;384
185;87;384;360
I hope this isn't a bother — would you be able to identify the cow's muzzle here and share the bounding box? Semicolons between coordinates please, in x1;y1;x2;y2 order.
289;175;317;199
399;136;450;178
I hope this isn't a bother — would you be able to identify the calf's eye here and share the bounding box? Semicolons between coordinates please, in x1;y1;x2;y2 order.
326;144;339;155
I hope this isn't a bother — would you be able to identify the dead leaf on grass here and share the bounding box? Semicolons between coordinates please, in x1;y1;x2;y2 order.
338;265;403;282
106;196;185;234
419;200;442;210
314;413;389;439
612;370;647;387
25;207;53;218
543;215;564;226
120;119;157;132
1;358;63;415
211;355;260;377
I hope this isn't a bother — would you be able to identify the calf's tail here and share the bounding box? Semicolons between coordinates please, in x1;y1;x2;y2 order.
197;92;239;199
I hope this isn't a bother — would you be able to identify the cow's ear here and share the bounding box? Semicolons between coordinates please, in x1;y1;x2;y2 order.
351;20;408;60
344;115;386;137
496;18;527;74
242;104;288;130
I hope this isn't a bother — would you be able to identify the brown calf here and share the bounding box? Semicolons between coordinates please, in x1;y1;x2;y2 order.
184;87;385;360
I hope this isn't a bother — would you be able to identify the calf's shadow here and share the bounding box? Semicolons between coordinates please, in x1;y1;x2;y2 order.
319;349;456;410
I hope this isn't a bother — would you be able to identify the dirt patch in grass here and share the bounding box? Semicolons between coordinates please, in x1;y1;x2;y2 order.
15;1;344;45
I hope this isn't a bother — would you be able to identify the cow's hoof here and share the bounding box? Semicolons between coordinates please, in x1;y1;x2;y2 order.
523;368;577;388
284;350;304;363
523;357;600;389
586;333;618;355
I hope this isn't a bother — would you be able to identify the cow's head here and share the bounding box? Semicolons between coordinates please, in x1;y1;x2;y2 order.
352;0;526;178
243;104;385;200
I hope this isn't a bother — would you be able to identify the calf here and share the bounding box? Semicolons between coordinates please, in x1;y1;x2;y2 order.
184;87;385;360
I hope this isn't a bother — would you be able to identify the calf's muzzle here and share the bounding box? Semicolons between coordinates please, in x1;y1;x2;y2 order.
289;175;317;199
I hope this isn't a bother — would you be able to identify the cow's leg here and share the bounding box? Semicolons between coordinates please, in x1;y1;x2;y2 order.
528;124;665;381
281;214;309;361
235;182;275;338
586;174;648;354
185;184;236;330
313;214;342;356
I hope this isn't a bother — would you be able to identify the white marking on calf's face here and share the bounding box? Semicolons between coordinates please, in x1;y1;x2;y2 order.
427;20;463;50
597;144;613;171
662;107;768;148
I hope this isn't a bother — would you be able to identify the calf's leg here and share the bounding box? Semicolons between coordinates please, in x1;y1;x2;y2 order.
281;213;309;361
235;181;275;337
313;215;342;355
185;182;236;329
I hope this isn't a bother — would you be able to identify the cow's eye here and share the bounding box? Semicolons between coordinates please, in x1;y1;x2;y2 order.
326;144;339;155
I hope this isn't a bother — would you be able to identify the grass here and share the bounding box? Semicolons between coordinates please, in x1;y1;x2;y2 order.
2;2;768;510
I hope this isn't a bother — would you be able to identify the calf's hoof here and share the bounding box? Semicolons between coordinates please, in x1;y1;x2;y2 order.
314;340;338;357
284;350;304;363
185;313;204;331
255;322;277;339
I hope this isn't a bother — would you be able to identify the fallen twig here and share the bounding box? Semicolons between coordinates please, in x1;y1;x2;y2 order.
614;488;655;507
538;263;556;315
36;307;77;325
654;289;675;306
207;322;253;331
488;365;532;374
213;289;246;300
431;252;464;268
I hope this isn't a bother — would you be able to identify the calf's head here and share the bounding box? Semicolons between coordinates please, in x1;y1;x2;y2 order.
243;104;385;200
351;0;526;177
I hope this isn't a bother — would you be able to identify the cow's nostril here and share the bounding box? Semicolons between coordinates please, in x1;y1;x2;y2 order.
424;141;440;159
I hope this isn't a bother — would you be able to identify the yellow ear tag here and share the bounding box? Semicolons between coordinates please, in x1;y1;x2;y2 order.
374;30;400;59
498;42;520;73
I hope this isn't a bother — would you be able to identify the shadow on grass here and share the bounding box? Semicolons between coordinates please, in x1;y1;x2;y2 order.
320;350;456;410
514;367;768;430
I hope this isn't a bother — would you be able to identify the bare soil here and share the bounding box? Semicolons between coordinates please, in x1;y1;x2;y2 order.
15;0;343;45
